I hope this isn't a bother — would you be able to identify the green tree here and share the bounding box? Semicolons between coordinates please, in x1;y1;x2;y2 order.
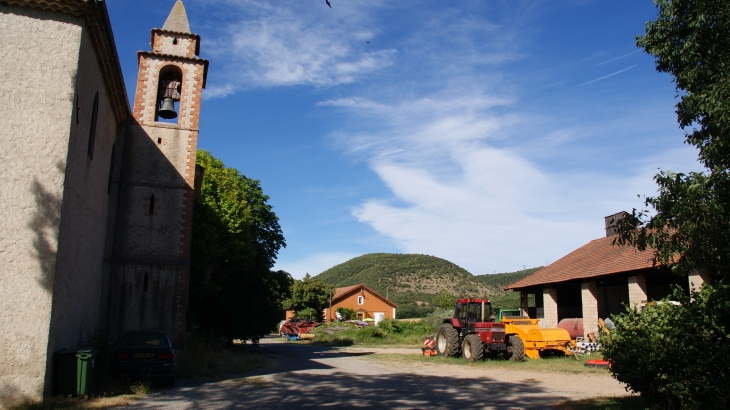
296;307;319;320
189;150;290;342
434;289;456;310
616;0;730;279
606;2;730;407
283;274;333;320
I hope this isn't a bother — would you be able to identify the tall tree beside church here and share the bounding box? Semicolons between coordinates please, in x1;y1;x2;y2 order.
189;150;290;342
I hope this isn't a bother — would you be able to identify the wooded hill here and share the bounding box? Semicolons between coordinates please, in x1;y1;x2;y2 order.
314;253;540;318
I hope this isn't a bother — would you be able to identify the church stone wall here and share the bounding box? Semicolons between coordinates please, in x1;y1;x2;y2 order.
46;20;120;387
0;6;122;404
111;264;182;341
0;6;83;406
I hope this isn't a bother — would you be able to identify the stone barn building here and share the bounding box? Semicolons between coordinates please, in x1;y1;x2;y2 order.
0;0;207;405
504;213;711;339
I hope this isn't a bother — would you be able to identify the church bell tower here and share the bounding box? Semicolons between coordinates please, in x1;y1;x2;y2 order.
109;0;208;343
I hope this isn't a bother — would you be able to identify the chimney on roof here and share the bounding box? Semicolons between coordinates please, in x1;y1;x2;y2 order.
604;211;627;237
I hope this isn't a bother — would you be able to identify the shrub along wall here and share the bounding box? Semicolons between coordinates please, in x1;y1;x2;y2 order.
601;284;730;409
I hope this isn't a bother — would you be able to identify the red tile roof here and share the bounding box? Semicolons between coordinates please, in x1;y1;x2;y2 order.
505;235;658;290
333;284;398;308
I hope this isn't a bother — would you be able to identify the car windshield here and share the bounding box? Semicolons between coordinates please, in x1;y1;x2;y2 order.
121;333;170;347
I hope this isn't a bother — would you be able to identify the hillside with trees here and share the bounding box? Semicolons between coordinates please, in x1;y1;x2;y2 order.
473;267;542;310
314;253;540;318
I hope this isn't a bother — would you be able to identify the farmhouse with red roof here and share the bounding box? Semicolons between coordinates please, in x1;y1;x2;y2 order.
325;284;398;324
504;212;710;338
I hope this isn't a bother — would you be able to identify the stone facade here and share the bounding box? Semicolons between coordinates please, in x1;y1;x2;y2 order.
542;288;558;328
628;274;648;308
580;281;599;338
0;1;206;406
688;269;709;291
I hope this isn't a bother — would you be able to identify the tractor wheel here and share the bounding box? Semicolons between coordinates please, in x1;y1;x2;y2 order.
436;323;460;357
461;334;484;362
504;335;525;362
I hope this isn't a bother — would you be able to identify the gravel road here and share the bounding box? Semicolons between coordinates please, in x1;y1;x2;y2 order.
123;336;630;409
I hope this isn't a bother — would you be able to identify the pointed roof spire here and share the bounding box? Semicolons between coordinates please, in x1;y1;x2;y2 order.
162;0;191;33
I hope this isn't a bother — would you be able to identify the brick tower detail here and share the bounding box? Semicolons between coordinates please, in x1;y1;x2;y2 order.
109;0;208;343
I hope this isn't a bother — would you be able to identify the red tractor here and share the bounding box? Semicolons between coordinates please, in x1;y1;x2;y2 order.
435;298;519;361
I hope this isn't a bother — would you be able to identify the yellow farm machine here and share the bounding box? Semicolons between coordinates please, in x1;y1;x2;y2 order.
435;298;576;361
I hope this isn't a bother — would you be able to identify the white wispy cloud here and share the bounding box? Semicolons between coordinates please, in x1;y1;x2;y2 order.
579;65;638;86
199;0;395;97
323;83;700;274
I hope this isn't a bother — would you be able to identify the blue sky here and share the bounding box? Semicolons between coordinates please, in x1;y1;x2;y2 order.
107;0;701;279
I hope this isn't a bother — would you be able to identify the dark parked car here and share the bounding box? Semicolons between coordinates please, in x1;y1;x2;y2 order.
110;330;177;385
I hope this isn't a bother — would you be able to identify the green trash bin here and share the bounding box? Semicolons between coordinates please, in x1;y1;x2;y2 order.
53;349;78;396
76;348;98;395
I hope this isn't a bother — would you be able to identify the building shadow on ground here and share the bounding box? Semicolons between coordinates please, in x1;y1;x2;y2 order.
131;341;572;409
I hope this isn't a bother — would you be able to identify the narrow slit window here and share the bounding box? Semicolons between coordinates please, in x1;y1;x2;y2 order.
107;143;115;194
143;273;149;293
157;138;163;144
149;194;155;215
172;38;178;45
87;92;99;160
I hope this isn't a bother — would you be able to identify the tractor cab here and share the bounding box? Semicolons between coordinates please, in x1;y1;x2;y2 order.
452;298;493;332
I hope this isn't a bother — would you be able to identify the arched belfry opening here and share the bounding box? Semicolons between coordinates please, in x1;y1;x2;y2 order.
156;65;182;123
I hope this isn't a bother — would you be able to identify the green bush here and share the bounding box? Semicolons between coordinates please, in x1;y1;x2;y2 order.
424;309;453;331
336;307;356;320
377;318;434;336
296;307;319;320
602;284;730;409
395;304;435;319
359;326;387;338
312;319;434;345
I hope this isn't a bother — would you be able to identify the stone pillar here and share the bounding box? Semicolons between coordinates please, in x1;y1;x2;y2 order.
688;269;709;291
628;274;647;308
520;292;529;317
543;287;558;328
581;281;599;338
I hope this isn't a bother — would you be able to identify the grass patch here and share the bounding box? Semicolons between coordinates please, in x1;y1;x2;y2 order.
311;319;434;346
553;396;647;410
228;376;272;387
366;352;613;375
12;395;141;410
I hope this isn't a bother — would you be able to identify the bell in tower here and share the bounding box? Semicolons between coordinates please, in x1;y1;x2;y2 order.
157;68;182;120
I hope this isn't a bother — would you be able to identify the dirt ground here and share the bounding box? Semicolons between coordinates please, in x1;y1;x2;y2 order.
341;345;631;401
123;336;633;409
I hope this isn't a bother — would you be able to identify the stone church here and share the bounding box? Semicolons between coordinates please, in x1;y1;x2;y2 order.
0;0;207;405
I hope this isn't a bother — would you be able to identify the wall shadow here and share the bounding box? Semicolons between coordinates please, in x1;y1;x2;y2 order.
28;170;64;293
